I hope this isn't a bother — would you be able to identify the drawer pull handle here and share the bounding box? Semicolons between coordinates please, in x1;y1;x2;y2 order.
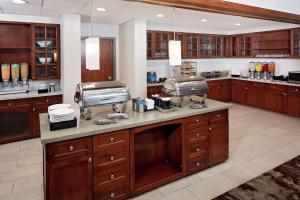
8;103;12;107
196;162;200;167
195;119;199;123
69;146;74;152
217;114;221;118
196;133;200;138
196;148;200;152
110;155;115;161
110;192;115;198
110;174;115;180
88;158;92;163
46;99;49;103
110;137;115;143
209;127;213;132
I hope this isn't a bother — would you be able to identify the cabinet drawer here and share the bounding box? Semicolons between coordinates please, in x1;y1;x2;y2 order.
188;129;208;143
287;86;300;95
94;179;128;200
46;137;92;162
94;149;127;168
0;98;31;109
34;95;62;105
266;84;285;92
248;82;265;88
185;114;208;131
188;142;208;159
93;130;129;153
94;164;128;188
187;156;208;174
209;110;228;124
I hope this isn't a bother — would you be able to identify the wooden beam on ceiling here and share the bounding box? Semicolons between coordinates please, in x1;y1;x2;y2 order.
126;0;300;24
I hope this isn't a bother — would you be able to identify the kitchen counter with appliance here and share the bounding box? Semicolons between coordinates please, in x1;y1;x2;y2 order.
231;77;300;87
0;90;63;101
40;99;231;144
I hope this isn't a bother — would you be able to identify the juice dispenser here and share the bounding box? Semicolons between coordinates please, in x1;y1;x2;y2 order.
249;62;256;79
1;64;10;87
262;62;269;80
11;63;20;86
255;61;262;79
268;62;276;80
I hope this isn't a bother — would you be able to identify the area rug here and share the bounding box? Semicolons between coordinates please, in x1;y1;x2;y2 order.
214;155;300;200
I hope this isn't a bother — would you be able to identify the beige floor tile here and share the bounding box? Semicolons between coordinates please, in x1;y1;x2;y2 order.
222;161;265;185
0;182;13;198
260;127;289;138
0;164;41;183
273;145;300;160
0;161;17;173
158;174;202;195
265;133;297;148
0;186;42;200
196;160;235;179
251;151;289;171
187;174;237;200
159;189;197;200
131;190;163;200
0;143;20;155
242;140;278;156
12;174;42;194
17;155;42;168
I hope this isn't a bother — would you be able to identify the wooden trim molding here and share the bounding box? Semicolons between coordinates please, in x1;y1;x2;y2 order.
126;0;300;24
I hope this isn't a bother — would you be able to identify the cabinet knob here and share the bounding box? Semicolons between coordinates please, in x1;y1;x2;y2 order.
110;155;115;161
110;192;115;198
110;174;115;180
296;89;299;92
209;127;213;132
46;99;49;103
217;114;221;118
196;148;200;152
69;145;74;152
8;103;12;107
88;157;92;163
196;133;200;138
196;162;200;167
110;137;115;143
195;119;199;123
107;76;112;80
33;107;36;112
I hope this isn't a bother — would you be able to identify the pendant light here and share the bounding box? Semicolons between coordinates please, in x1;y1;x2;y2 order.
85;0;100;70
169;8;182;66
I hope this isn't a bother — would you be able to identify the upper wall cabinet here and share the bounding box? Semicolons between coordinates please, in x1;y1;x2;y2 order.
238;34;252;57
0;21;60;80
292;28;300;58
32;24;60;80
147;31;171;60
252;30;291;58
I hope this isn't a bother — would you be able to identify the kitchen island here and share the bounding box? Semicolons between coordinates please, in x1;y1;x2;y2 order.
41;99;231;200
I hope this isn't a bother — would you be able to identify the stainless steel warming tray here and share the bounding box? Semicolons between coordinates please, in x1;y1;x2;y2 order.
163;76;208;96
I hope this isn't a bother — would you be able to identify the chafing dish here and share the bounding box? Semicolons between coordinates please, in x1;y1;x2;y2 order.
74;81;130;120
163;76;208;108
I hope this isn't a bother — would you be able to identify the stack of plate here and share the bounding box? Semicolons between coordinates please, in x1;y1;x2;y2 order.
48;104;75;123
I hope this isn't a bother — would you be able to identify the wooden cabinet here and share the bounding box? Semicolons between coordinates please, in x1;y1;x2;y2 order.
231;80;247;104
0;99;32;144
147;85;164;98
185;33;199;58
292;28;300;58
265;84;285;113
32;95;62;137
209;110;229;166
246;82;265;108
147;31;170;60
284;86;300;117
230;35;239;57
207;80;230;102
238;34;252;57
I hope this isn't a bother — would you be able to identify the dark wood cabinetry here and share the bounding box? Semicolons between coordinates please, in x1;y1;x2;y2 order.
147;31;170;60
264;84;285;113
147;85;164;98
207;80;230;102
0;95;62;144
285;86;300;117
231;80;247;104
292;28;300;58
246;82;265;108
238;34;252;57
44;110;229;200
0;21;60;81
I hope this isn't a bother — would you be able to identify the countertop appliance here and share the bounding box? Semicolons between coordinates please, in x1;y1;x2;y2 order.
74;81;131;120
288;71;300;84
162;75;209;108
147;71;157;83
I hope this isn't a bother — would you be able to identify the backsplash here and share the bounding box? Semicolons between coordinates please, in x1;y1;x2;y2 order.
147;59;300;78
29;79;61;91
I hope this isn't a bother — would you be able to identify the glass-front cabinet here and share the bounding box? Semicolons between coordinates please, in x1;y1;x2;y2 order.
185;34;199;58
199;35;211;57
32;24;60;80
293;29;300;57
238;34;252;57
211;35;223;57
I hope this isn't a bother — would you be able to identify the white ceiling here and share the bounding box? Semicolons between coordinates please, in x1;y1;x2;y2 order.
0;0;298;32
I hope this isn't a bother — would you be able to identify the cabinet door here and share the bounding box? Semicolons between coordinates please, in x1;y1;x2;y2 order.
231;83;246;104
47;155;92;200
265;90;284;113
285;93;300;117
219;81;230;102
0;103;32;144
209;122;229;166
247;88;265;108
207;84;219;100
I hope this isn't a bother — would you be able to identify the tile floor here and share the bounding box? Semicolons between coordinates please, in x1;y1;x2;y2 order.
0;104;299;200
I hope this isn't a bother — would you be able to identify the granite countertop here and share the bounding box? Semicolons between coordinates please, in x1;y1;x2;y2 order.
147;77;300;87
40;99;231;144
0;90;63;101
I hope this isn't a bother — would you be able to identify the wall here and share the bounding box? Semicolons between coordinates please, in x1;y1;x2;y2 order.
81;23;120;80
119;19;147;98
0;13;60;24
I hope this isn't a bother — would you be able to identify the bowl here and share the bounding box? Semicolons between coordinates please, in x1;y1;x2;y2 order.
36;40;52;48
38;57;52;64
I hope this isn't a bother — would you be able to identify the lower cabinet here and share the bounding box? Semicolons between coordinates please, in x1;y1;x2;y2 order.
265;89;284;113
47;155;93;200
231;80;247;104
246;82;265;108
44;109;229;200
284;86;300;117
207;80;230;102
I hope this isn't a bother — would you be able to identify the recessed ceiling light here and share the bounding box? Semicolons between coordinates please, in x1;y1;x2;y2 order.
201;19;208;22
96;7;106;12
235;23;241;26
156;14;164;18
12;0;27;4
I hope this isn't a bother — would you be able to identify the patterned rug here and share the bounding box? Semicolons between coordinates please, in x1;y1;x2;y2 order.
214;155;300;200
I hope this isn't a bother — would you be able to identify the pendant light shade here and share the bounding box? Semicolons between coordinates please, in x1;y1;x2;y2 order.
169;40;182;66
86;37;100;70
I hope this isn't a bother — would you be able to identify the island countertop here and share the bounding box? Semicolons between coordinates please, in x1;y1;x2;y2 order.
40;99;231;144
